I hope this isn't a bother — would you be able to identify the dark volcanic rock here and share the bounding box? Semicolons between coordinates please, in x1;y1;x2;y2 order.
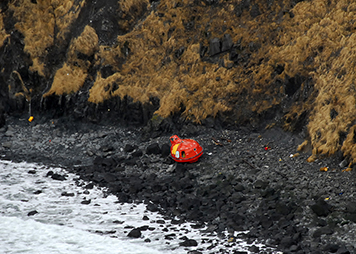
209;37;221;56
1;117;356;253
0;108;5;128
179;238;198;247
127;228;142;238
146;143;161;155
27;210;38;216
311;199;331;217
221;33;233;52
161;143;171;157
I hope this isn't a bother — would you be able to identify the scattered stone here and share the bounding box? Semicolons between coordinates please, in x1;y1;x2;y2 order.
4;130;15;137
165;233;176;240
146;143;161;155
0;116;355;253
179;238;198;247
61;191;75;197
101;145;114;152
2;142;12;148
313;226;334;238
248;245;260;253
127;228;142;238
51;173;67;181
46;171;54;177
81;199;91;205
221;33;233;52
85;183;94;189
161;143;171;157
27;210;38;216
132;149;143;157
209;37;221;56
311;199;331;217
124;144;136;153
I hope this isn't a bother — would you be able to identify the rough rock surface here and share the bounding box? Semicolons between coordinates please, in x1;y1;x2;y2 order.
1;115;356;253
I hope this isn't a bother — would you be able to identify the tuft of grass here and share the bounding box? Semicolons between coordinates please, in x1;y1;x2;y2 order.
44;25;98;97
0;13;10;48
10;0;85;76
43;63;87;96
9;0;356;163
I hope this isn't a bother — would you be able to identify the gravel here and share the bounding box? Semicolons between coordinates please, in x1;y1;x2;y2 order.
1;115;356;253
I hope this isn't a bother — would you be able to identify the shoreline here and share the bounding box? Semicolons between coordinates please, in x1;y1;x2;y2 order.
1;115;356;253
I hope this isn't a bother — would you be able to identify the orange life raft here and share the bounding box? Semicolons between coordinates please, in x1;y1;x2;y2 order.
170;135;203;163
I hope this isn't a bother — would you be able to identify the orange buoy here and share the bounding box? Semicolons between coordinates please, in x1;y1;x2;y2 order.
170;135;203;163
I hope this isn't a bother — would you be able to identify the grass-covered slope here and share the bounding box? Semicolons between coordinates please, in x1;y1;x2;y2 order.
2;0;356;164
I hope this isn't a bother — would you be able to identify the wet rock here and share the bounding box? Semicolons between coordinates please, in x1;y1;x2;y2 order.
81;199;91;205
248;245;260;253
27;210;38;216
51;173;67;181
179;238;198;247
127;228;142;238
61;191;75;197
85;183;94;189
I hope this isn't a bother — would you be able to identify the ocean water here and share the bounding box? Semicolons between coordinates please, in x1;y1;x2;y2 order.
0;160;276;254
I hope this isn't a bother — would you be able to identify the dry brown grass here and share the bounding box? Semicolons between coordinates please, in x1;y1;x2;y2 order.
0;13;10;48
43;63;87;96
10;0;84;76
44;25;98;97
11;0;356;163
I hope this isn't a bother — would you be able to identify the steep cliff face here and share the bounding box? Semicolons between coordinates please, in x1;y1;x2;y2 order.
1;0;356;164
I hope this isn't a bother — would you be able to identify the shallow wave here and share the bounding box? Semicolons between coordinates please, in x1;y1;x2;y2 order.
0;216;162;254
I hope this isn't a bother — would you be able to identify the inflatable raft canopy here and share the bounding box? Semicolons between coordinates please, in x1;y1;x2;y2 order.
170;135;203;163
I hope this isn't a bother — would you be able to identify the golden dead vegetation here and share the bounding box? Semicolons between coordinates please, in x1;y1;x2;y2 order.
7;0;356;163
0;13;10;48
9;0;85;76
44;25;98;97
44;63;87;96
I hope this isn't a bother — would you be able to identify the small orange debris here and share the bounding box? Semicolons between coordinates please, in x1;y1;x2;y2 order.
320;167;328;172
342;168;352;172
28;116;34;122
264;146;271;151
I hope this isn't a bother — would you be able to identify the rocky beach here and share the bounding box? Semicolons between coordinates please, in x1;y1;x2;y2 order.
1;114;356;253
2;0;356;253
